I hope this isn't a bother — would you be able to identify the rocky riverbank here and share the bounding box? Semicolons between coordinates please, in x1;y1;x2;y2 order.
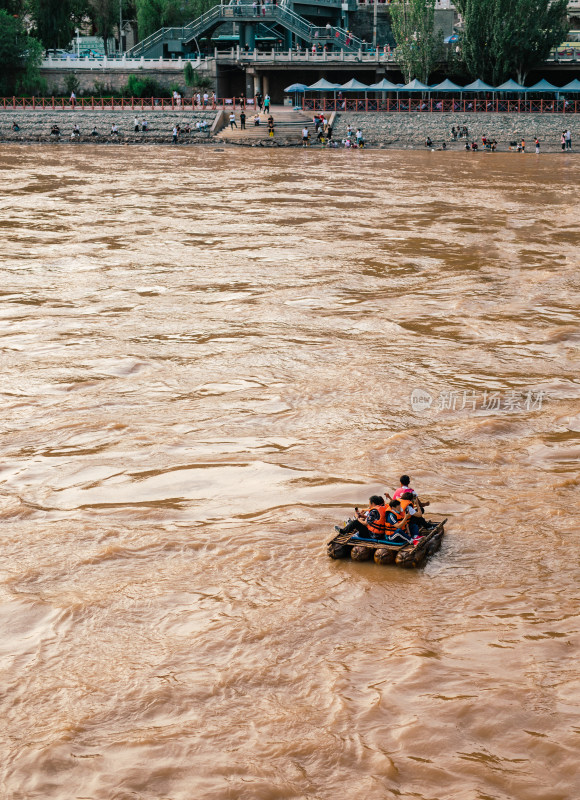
0;109;217;145
0;109;578;152
332;112;577;152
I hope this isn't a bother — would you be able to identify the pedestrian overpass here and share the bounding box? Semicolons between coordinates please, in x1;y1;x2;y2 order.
127;1;363;59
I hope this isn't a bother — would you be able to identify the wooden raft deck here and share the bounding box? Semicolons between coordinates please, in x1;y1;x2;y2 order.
327;518;447;568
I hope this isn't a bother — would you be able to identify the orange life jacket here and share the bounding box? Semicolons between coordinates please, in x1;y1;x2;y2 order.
366;505;387;537
385;507;408;534
399;498;415;515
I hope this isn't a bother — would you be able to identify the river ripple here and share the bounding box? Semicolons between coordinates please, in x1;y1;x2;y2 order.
0;145;579;800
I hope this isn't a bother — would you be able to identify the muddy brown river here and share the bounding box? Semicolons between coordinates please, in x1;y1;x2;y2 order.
0;145;579;800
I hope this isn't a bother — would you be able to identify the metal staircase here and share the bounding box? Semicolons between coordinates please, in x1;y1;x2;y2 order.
127;3;364;58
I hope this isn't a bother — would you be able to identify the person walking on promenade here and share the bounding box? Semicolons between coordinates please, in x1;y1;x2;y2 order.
256;92;263;111
565;129;572;150
229;111;237;129
264;94;270;113
240;110;246;129
70;91;76;109
203;92;209;107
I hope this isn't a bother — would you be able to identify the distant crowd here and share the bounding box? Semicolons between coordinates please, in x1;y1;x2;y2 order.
3;117;575;152
420;125;574;153
21;117;213;141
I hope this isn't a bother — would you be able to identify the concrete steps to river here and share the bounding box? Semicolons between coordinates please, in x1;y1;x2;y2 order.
217;108;316;144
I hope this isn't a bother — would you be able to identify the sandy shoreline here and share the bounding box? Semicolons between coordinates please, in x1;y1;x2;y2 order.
1;137;575;153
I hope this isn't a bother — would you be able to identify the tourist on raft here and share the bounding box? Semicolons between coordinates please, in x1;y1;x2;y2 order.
397;491;437;537
388;474;431;515
334;496;412;545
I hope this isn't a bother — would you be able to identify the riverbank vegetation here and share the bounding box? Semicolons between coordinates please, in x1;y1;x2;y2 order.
0;8;45;95
389;0;569;85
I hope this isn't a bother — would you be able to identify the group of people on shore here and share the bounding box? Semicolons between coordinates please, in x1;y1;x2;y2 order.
172;120;210;141
42;119;209;142
335;476;436;546
228;109;275;135
451;126;469;140
420;126;574;153
561;129;573;150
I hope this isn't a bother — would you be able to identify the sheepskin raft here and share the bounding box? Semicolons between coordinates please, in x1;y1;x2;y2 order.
327;518;447;569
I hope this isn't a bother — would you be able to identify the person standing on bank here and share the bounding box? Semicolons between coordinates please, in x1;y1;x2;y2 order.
240;110;246;129
229;111;237;129
535;137;540;154
565;129;572;150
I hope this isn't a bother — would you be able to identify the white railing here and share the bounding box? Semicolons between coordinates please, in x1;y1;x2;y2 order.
42;55;204;69
218;48;397;62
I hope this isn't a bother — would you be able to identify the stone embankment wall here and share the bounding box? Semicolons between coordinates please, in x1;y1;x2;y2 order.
0;109;217;144
334;112;577;150
39;63;216;94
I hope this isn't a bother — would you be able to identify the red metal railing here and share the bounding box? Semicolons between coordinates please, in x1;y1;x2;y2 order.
0;96;267;111
303;97;580;113
3;96;578;113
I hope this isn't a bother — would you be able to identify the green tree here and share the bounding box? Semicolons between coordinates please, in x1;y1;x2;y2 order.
184;60;194;86
88;0;119;55
29;0;89;50
136;0;168;38
29;0;73;49
0;9;44;94
122;72;169;96
0;0;25;12
135;0;220;39
456;0;568;84
390;0;444;84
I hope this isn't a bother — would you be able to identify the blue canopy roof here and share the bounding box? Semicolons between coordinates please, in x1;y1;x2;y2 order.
367;78;400;91
526;79;558;92
307;78;342;91
495;79;527;92
339;78;370;91
462;79;496;92
560;78;580;92
401;79;431;91
284;83;309;92
431;79;464;92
